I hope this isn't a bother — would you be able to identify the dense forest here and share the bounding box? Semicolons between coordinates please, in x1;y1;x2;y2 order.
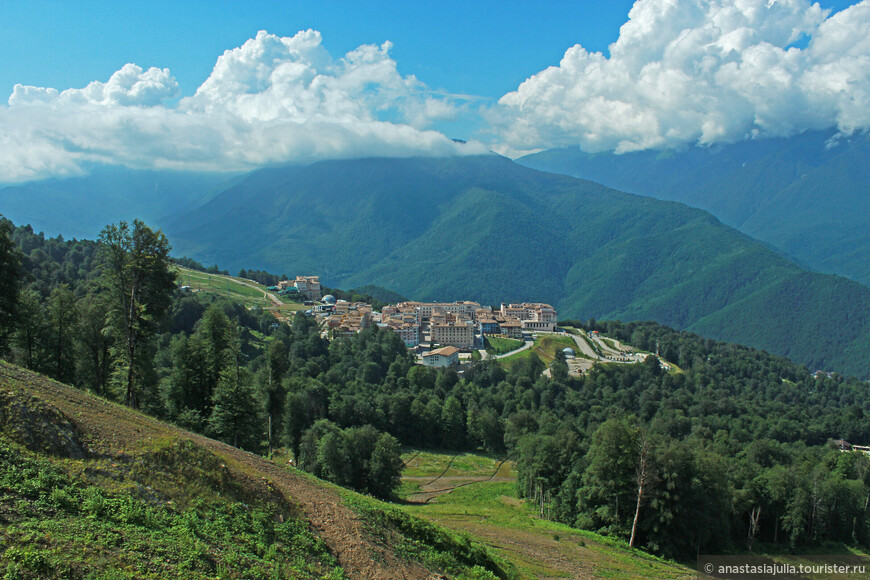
1;216;869;561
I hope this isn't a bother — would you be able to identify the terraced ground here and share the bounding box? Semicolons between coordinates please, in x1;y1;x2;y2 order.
398;451;694;579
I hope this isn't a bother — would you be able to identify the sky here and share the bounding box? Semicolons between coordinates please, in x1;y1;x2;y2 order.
0;0;866;183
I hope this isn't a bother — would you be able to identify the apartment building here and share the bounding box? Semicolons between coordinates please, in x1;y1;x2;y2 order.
379;322;420;348
292;275;322;301
430;319;476;348
397;301;482;322
500;303;557;331
326;302;372;337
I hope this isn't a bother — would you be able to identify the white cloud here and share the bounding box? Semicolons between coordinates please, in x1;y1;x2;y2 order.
489;0;870;156
0;30;484;184
10;63;179;107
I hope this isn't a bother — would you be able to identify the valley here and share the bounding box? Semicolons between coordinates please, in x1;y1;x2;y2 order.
3;4;870;578
5;152;869;377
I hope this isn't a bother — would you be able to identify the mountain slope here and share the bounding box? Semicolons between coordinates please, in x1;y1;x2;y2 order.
517;129;870;285
0;167;235;239
167;155;870;376
0;361;508;579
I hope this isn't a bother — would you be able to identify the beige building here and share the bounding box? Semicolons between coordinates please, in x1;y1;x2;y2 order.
500;303;557;332
499;319;524;339
327;302;372;337
380;322;420;348
293;276;322;301
395;301;482;322
430;319;476;348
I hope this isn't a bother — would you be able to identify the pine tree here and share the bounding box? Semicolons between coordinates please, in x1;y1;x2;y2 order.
0;218;21;352
209;366;262;452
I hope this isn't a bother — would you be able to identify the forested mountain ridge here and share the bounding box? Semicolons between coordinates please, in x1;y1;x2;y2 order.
164;155;870;377
518;129;870;286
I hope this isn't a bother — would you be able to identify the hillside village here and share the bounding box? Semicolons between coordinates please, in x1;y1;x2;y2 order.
272;274;668;373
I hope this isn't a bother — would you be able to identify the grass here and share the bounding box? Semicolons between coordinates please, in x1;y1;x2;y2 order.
500;334;577;370
401;450;509;479
0;437;342;580
484;336;524;356
174;267;307;317
398;449;694;579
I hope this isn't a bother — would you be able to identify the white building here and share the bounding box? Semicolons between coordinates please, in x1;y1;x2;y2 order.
421;346;459;368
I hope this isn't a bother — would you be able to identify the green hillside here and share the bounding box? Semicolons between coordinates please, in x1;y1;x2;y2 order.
518;129;870;286
167;155;870;377
0;362;509;579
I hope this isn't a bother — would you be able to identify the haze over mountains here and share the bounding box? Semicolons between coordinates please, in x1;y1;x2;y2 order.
519;129;870;286
0;167;233;240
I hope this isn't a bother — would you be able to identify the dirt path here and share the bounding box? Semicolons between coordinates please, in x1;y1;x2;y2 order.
3;364;435;580
234;278;284;307
190;436;435;580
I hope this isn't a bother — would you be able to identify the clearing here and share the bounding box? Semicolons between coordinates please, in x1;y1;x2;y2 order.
399;449;694;579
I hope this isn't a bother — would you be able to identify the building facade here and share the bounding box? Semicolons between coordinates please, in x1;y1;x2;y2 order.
421;346;459;368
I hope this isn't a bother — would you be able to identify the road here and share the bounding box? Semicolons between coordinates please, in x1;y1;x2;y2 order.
494;339;535;359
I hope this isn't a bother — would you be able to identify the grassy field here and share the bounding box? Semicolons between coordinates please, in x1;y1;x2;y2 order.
500;334;578;370
484;336;524;356
174;267;307;319
398;449;693;579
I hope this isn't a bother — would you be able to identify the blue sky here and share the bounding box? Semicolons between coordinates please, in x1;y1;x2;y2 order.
0;0;867;183
0;1;636;104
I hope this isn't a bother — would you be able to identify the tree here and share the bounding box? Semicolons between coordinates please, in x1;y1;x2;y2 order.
75;291;114;395
46;284;78;384
12;289;45;371
578;417;641;536
0;217;21;352
368;433;404;498
629;432;652;548
209;366;262;452
97;220;175;407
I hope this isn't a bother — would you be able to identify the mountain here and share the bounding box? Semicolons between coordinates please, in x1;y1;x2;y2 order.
517;129;870;286
0;166;236;240
166;155;870;377
0;361;509;579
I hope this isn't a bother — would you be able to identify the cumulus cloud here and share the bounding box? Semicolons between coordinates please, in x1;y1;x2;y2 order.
10;63;179;108
0;30;483;184
489;0;870;156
